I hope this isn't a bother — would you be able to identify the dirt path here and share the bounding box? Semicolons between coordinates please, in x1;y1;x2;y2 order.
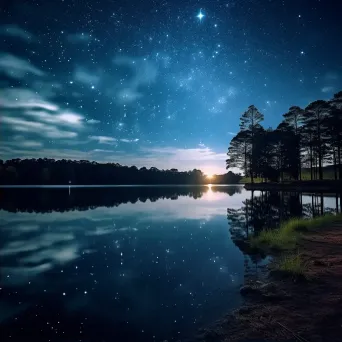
194;225;342;342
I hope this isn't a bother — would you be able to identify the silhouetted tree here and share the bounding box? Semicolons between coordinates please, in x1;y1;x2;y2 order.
303;100;330;180
283;106;304;180
239;105;264;183
226;91;342;183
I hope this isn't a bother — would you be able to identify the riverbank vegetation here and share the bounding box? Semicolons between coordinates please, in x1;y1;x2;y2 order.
227;91;342;184
252;214;342;251
250;213;342;279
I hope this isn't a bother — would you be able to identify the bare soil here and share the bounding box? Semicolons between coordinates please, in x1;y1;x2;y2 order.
193;224;342;342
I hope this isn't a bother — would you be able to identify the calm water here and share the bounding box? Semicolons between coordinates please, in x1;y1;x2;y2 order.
0;185;341;342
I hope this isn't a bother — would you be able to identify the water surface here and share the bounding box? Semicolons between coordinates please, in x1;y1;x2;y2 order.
0;185;340;341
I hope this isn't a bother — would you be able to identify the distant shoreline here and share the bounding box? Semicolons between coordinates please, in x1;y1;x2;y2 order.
0;183;241;188
244;180;342;192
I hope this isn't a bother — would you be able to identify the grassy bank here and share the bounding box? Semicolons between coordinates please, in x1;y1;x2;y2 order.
251;214;342;276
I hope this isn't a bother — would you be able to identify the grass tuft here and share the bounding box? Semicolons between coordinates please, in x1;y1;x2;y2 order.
251;214;342;251
277;253;308;277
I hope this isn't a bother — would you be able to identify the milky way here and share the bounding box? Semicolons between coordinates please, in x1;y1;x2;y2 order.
1;0;342;174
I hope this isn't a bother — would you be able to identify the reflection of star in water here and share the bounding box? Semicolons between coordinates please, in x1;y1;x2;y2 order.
197;9;205;21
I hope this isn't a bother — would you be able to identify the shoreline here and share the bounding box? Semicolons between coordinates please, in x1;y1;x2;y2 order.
194;217;342;342
244;180;342;192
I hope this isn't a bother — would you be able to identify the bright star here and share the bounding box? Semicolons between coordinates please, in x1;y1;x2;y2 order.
197;9;205;21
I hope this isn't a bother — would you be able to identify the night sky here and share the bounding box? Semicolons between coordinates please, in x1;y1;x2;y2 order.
1;0;342;175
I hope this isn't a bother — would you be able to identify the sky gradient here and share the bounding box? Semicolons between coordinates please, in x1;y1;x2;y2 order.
1;0;342;175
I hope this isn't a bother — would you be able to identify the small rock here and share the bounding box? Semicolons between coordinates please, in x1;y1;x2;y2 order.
236;306;253;315
259;282;277;293
240;285;259;295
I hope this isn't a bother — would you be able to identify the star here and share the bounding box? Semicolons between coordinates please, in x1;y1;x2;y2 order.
196;9;205;21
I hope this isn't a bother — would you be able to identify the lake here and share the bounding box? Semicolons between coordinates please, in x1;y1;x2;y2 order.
0;185;341;342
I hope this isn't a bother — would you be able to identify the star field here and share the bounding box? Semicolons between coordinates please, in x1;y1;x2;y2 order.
1;0;342;174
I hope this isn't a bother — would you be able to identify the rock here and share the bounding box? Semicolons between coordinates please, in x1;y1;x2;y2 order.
259;282;277;293
236;306;253;315
261;292;291;302
239;285;259;296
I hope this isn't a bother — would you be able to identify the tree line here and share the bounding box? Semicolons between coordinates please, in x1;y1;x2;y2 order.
0;158;242;185
226;91;342;183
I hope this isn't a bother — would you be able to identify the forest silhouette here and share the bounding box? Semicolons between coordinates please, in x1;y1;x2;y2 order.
0;159;241;185
226;91;342;183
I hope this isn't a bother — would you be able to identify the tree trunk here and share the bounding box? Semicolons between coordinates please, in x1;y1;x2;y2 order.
338;145;341;180
334;149;338;181
320;193;324;216
310;145;313;181
318;150;323;180
336;193;339;213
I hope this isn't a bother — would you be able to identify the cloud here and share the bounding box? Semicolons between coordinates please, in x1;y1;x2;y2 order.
1;88;84;141
325;72;339;81
2;116;78;139
26;110;84;127
0;54;44;79
74;68;100;86
0;24;35;41
89;136;117;145
117;88;142;103
67;33;92;43
228;132;236;135
87;119;101;124
32;81;62;98
321;86;335;93
120;138;139;143
93;149;115;153
8;136;43;148
114;146;227;174
112;56;158;103
0;88;58;111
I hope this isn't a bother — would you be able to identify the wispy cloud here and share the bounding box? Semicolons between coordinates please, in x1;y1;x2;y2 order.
89;136;117;145
228;131;236;135
0;54;44;79
120;138;139;143
93;149;115;153
106;146;227;174
67;33;93;43
2;116;78;139
321;86;335;93
325;72;339;81
0;24;35;41
74;67;100;86
25;110;84;127
87;119;101;124
0;88;58;111
7;136;43;149
112;56;158;104
1;88;84;141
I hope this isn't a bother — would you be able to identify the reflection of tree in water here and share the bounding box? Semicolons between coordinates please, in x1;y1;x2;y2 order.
227;190;341;281
228;191;342;244
0;185;242;213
